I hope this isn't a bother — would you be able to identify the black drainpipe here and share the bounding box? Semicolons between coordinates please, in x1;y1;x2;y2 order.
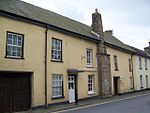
45;25;48;107
131;54;135;91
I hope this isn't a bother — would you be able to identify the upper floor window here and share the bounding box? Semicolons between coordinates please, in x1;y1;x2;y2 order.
145;58;148;70
113;55;118;70
52;74;63;98
51;38;62;62
86;49;93;67
139;57;142;70
128;59;132;72
6;32;23;58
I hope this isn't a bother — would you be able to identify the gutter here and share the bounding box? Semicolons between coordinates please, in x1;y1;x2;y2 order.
45;25;48;107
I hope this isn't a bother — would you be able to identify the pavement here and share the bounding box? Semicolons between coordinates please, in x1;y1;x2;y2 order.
16;90;150;113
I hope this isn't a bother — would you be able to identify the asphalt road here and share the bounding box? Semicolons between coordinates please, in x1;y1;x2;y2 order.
59;93;150;113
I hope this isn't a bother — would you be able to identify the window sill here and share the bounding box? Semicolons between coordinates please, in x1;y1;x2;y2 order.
88;91;95;95
51;60;63;63
5;56;24;60
86;65;94;68
51;96;65;100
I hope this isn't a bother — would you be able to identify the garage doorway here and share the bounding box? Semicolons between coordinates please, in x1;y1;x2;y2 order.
0;72;31;113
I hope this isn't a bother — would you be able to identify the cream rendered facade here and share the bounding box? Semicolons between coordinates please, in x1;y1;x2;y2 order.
47;29;99;104
0;16;46;107
133;55;150;90
107;47;133;94
0;15;99;108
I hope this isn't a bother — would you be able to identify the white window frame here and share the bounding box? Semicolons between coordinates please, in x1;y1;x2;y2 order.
86;49;93;67
51;38;62;61
6;32;23;58
52;74;63;98
88;75;94;94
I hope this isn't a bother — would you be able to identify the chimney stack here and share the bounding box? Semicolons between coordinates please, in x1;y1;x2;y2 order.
91;9;104;36
105;30;113;36
144;41;150;55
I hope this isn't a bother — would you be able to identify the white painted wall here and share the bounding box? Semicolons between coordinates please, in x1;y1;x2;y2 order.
134;55;150;90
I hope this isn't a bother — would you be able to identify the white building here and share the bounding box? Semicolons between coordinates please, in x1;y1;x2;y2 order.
129;45;150;91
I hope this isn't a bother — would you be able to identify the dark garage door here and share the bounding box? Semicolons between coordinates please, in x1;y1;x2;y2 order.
0;72;31;113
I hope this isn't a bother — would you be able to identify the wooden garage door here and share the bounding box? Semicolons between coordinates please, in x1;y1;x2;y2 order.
0;73;31;113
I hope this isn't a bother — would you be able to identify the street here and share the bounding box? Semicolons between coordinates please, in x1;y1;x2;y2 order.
57;93;150;113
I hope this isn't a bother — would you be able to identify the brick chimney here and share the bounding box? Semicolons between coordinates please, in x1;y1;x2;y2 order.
144;41;150;55
91;9;104;36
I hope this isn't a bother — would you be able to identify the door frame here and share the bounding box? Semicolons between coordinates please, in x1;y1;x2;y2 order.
68;74;78;104
113;77;120;95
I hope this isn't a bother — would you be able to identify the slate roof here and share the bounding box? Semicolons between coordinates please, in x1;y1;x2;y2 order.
0;0;146;54
128;45;150;58
104;32;134;53
0;0;99;41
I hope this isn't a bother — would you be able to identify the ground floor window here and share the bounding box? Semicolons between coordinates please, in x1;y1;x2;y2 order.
88;75;94;94
52;74;63;98
146;75;148;88
140;75;143;89
130;76;133;90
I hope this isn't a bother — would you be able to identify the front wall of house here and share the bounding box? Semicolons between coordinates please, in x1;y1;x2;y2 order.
134;55;150;90
0;16;46;107
47;30;99;103
0;15;99;106
107;47;133;94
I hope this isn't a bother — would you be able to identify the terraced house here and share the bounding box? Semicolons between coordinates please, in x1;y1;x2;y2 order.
129;45;150;91
0;0;150;113
103;31;134;95
0;0;102;112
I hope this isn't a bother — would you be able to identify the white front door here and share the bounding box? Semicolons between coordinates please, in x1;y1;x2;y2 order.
68;76;75;103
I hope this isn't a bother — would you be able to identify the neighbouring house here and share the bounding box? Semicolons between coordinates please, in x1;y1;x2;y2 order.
103;31;135;95
128;44;150;91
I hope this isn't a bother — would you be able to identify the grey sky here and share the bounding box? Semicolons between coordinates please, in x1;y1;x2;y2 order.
22;0;150;50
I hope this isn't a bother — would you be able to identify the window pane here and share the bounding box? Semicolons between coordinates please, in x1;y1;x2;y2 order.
18;36;22;46
86;49;93;66
88;75;94;92
6;32;23;58
51;39;62;61
13;35;17;45
52;75;63;97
